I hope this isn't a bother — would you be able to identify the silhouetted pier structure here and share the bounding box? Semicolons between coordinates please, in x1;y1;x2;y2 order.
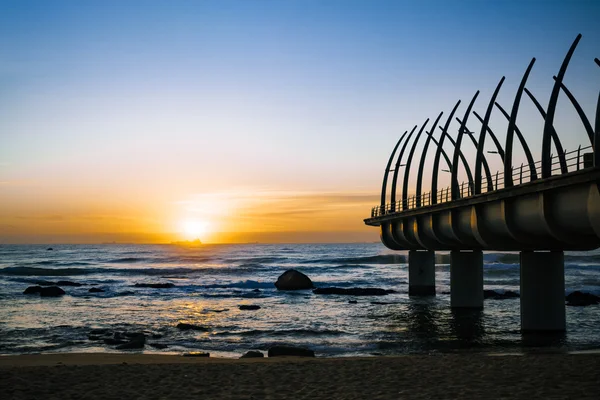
364;35;600;332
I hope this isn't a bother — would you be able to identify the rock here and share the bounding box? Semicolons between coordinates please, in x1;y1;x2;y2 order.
47;248;53;251
117;291;135;296
348;300;358;304
23;286;43;295
268;345;315;358
274;269;314;290
149;343;168;349
56;281;82;287
240;351;264;358
252;289;261;293
176;323;209;331
40;286;66;297
238;305;261;310
116;337;145;349
206;309;229;313
89;288;105;293
484;290;520;300
124;331;146;339
183;352;209;357
90;329;111;335
566;291;600;306
313;287;395;296
133;283;175;288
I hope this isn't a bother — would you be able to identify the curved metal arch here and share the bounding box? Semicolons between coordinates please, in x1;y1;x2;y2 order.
451;91;479;200
554;77;594;145
390;125;419;211
596;58;600;166
380;130;408;210
494;102;537;181
504;58;536;187
414;112;444;207
456;117;494;193
437;128;474;186
475;77;505;195
523;87;568;173
542;34;582;178
472;111;505;161
431;100;461;204
401;118;434;210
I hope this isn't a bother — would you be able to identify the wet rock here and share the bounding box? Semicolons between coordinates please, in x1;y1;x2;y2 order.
149;343;168;349
40;286;66;297
484;290;520;300
46;248;53;251
183;352;209;357
206;309;229;313
238;305;261;310
115;336;145;350
56;281;82;287
23;286;43;295
89;288;105;293
313;287;394;296
274;269;314;290
133;283;175;289
566;291;600;307
176;323;209;331
240;351;264;358
268;345;315;358
348;300;358;304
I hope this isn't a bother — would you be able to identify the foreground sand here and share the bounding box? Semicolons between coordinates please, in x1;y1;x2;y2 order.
2;353;599;399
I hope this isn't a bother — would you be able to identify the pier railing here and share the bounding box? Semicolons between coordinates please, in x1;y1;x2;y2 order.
370;145;593;218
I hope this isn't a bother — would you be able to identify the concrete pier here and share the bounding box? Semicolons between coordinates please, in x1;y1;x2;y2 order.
450;250;483;309
408;250;435;296
520;251;566;332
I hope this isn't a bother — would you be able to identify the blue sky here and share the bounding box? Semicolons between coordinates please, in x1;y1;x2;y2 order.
1;0;599;242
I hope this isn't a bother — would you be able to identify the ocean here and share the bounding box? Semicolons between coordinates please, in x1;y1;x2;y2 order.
1;243;599;358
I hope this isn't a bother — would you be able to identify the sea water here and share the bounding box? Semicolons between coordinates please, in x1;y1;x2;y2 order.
1;243;599;357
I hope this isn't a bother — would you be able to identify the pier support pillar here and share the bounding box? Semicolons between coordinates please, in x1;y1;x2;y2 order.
450;250;483;309
408;250;435;296
520;251;565;332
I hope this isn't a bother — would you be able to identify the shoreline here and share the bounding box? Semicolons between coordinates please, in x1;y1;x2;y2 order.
2;353;600;399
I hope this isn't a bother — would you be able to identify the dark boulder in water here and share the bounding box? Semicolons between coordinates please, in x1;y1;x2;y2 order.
176;323;209;331
46;248;53;251
56;280;82;287
313;287;394;296
268;345;315;357
115;335;145;350
23;286;43;295
40;286;66;297
238;305;261;310
240;351;264;358
149;343;168;349
133;283;175;289
348;300;358;304
484;290;520;300
89;288;105;293
566;291;600;306
274;269;314;290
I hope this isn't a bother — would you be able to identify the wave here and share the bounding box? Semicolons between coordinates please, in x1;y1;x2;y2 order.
108;257;147;263
304;254;407;265
200;280;274;290
213;328;348;337
0;265;267;277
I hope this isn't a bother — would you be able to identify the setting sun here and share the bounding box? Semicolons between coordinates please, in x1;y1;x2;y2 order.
181;219;209;239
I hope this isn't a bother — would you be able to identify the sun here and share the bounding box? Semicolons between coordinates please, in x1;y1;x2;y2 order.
181;219;209;239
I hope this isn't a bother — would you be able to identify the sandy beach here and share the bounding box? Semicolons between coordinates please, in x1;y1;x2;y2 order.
2;353;599;399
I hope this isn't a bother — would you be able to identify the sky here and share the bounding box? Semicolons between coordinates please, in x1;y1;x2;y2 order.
1;0;599;244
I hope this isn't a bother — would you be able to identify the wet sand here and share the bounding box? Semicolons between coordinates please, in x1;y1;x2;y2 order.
1;353;599;399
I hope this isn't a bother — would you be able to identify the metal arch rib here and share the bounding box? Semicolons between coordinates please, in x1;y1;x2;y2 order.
390;125;419;211
414;112;444;207
456;117;494;192
431;100;461;204
436;128;474;188
596;58;600;165
451;91;479;200
596;58;600;67
523;87;568;173
504;58;536;187
475;77;505;194
380;131;408;210
542;34;582;178
554;77;595;145
472;111;505;161
402;118;433;210
494;102;537;181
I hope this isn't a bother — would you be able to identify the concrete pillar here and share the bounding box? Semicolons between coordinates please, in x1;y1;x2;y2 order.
408;250;435;296
520;251;565;332
450;250;483;309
